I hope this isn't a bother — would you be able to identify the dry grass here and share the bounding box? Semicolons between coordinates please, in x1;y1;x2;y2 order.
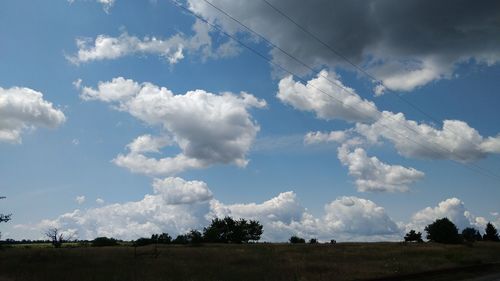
0;242;499;281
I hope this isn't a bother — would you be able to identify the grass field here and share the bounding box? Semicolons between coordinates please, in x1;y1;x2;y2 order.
1;242;500;281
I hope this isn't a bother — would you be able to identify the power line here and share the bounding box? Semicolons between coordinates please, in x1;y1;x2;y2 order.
261;0;500;162
169;0;500;182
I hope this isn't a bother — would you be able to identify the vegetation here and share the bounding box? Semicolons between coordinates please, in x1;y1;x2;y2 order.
289;235;306;244
203;217;263;243
462;227;482;243
425;218;461;244
91;237;118;247
44;228;74;248
404;230;423;243
0;242;500;281
0;196;11;240
483;222;500;242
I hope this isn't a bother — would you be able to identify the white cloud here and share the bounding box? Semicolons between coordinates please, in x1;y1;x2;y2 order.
75;196;86;205
304;130;347;145
337;145;424;192
68;20;240;65
152;177;213;205
96;198;105;205
22;178;402;242
0;86;66;143
406;198;487;233
355;111;500;162
277;71;380;123
80;78;266;175
322;196;401;236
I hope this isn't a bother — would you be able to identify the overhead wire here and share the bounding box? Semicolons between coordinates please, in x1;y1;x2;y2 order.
169;0;500;182
261;0;500;162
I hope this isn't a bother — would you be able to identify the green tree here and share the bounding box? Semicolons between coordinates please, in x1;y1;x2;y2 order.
91;237;118;247
462;227;482;242
289;236;305;244
483;222;500;242
203;217;263;243
424;218;461;244
404;230;423;242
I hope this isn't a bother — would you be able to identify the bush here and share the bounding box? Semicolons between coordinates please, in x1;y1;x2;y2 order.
425;218;461;244
91;237;118;247
404;230;423;243
289;236;306;244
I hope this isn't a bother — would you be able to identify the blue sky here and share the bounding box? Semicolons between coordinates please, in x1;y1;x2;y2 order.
1;0;500;241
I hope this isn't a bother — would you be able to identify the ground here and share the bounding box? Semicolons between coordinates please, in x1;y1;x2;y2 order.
0;242;499;281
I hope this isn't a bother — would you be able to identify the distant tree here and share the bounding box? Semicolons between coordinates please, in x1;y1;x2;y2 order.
308;238;318;244
134;237;153;246
483;222;500;242
330;239;337;245
44;228;73;248
91;237;118;247
151;233;172;244
172;234;189;244
187;230;203;244
424;218;461;244
461;227;482;242
289;236;306;244
0;196;11;240
404;230;423;243
203;217;263;243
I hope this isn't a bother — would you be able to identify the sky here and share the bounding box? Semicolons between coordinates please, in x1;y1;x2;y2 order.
1;0;500;242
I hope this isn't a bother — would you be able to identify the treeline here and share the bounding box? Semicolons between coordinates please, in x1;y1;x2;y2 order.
80;216;263;247
404;218;499;244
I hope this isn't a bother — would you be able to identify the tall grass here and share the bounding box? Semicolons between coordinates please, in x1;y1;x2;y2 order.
0;242;499;281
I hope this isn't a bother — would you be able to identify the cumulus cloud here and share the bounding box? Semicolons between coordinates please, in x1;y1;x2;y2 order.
80;77;266;175
68;19;239;65
406;198;488;233
337;145;424;192
188;0;500;92
0;87;66;143
277;71;380;123
355;111;500;162
21;178;402;241
152;177;213;205
96;198;105;205
75;196;85;205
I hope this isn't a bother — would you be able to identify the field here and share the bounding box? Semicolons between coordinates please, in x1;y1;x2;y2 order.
1;242;500;281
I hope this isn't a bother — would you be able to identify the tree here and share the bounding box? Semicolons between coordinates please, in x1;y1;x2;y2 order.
289;236;305;244
91;237;118;247
308;238;318;244
203;217;263;243
462;227;482;242
151;233;172;244
404;230;423;243
483;222;500;242
44;228;73;248
187;230;203;244
424;218;461;244
0;196;11;239
172;234;189;244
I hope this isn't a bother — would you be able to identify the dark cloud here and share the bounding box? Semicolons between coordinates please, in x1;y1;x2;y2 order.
188;0;500;92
